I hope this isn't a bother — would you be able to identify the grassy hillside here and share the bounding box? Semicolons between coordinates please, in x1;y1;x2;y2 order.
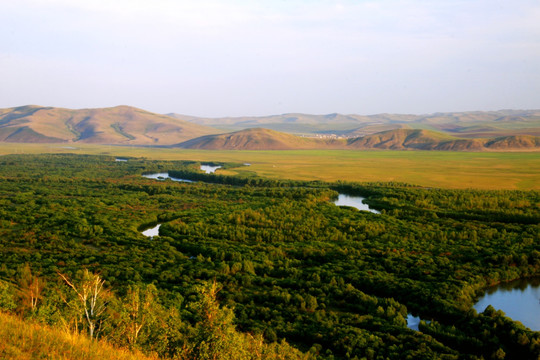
178;128;540;151
175;128;338;150
349;130;540;151
0;105;219;145
0;312;157;360
486;135;540;149
2;106;539;150
347;129;455;150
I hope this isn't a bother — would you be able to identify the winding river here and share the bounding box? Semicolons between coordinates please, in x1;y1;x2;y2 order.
141;165;221;238
142;164;222;182
142;172;194;182
141;170;540;331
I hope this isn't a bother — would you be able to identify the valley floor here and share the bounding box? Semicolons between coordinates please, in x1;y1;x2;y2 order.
0;143;538;190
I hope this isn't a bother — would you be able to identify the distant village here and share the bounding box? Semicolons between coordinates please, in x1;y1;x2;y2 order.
301;133;359;139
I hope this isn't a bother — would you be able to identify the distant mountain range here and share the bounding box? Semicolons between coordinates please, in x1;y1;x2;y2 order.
1;105;539;151
169;109;540;138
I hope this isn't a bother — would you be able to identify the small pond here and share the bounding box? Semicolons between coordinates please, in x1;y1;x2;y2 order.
333;194;380;214
474;278;540;331
142;224;161;238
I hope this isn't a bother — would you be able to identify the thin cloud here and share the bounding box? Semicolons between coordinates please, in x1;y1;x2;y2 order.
1;0;539;116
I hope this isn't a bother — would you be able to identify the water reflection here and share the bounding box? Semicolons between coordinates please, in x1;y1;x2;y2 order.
474;278;540;330
142;173;194;182
406;314;421;331
200;165;222;174
333;194;380;214
142;224;161;238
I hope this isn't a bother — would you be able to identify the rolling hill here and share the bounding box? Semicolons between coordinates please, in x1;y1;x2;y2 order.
168;112;413;134
1;105;539;151
0;105;219;145
174;128;334;150
169;109;540;138
177;128;540;151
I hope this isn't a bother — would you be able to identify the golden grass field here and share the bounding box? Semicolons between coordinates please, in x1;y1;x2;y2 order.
0;312;157;360
1;143;539;190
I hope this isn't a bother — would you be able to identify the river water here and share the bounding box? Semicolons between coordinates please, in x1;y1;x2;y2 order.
142;173;194;182
141;165;220;238
406;314;421;331
200;164;222;174
141;169;540;332
142;224;161;238
407;278;540;332
142;164;221;182
474;278;540;331
333;194;380;214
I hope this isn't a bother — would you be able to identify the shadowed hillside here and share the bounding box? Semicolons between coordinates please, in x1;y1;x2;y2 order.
0;105;219;145
346;129;453;150
2;105;539;150
177;128;540;151
486;135;540;150
174;128;340;150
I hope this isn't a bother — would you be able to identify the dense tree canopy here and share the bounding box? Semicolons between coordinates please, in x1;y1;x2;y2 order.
0;154;539;359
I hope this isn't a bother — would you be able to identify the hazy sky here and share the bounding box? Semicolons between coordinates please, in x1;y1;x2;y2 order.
1;0;539;117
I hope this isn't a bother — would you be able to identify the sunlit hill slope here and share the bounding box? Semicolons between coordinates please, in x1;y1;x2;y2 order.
1;105;539;150
0;105;218;145
175;128;337;150
0;312;156;360
176;128;540;151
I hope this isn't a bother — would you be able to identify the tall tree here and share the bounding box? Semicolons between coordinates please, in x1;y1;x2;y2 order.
119;284;160;348
59;269;110;339
17;264;45;314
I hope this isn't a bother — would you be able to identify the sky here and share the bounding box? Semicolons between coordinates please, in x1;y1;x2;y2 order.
1;0;539;117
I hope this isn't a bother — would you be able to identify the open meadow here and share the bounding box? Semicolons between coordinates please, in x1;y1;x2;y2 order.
1;143;538;190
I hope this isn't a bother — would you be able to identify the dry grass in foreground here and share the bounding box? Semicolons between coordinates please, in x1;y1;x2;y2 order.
0;311;158;360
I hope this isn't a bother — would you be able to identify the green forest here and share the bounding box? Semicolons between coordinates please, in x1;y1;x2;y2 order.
0;154;539;359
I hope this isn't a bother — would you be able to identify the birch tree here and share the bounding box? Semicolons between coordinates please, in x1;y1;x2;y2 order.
122;284;159;347
58;269;110;339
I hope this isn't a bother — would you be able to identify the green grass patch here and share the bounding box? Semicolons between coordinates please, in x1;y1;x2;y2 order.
0;143;538;190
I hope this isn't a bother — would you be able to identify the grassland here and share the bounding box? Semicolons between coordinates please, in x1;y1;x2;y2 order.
0;143;538;190
0;312;157;360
